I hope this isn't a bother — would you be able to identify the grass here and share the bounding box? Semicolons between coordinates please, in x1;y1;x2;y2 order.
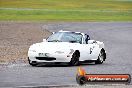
0;0;132;21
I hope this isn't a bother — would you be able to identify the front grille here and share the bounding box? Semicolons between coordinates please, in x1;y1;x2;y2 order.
36;57;56;61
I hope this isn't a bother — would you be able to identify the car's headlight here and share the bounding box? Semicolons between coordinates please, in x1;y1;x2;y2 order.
55;49;74;57
69;49;74;54
67;49;74;57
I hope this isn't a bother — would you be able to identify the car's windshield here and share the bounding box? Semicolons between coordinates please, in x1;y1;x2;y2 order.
47;32;82;44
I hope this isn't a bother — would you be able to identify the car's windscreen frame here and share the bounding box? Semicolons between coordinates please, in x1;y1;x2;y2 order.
47;32;83;44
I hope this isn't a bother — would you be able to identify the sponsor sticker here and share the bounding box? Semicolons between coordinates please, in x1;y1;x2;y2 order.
76;67;131;85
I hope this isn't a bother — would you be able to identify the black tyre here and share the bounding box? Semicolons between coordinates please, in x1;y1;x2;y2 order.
70;51;80;66
95;50;105;64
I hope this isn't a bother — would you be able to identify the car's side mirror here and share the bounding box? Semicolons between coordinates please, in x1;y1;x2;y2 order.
88;40;96;44
43;39;47;42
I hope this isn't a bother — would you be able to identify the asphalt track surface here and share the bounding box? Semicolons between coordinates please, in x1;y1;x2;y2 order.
0;22;132;88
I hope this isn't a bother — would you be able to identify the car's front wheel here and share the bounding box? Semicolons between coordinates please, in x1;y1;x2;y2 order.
95;50;105;64
70;51;80;66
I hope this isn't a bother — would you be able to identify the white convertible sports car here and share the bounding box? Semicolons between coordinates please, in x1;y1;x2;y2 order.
28;30;106;66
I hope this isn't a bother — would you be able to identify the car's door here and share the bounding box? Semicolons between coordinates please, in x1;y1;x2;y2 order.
79;43;93;61
78;34;94;61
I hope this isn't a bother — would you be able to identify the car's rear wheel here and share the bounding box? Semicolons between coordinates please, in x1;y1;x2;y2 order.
95;50;105;64
70;51;80;66
28;57;37;66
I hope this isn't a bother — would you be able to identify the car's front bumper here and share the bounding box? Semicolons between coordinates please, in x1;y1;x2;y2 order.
28;51;72;63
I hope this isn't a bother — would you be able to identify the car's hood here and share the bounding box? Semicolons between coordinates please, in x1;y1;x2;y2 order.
29;42;79;53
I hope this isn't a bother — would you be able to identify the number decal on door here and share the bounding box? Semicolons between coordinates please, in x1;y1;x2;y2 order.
90;47;93;54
